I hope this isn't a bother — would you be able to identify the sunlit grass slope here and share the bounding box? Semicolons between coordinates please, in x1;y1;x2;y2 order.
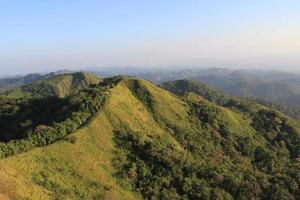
0;112;140;199
0;77;193;199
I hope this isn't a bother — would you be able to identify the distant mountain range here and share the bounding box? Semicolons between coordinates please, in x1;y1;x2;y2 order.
2;67;300;116
2;67;297;103
89;67;300;116
129;68;300;109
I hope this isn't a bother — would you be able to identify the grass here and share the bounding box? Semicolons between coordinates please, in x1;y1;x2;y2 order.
0;106;140;199
51;72;101;97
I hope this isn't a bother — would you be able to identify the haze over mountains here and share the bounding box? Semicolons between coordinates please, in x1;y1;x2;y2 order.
95;67;300;111
132;68;300;107
3;67;300;111
0;70;299;199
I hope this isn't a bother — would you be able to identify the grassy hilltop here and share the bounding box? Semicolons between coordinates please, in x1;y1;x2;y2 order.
0;76;299;199
2;72;101;98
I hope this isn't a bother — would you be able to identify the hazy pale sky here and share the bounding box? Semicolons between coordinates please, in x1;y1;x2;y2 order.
1;0;300;74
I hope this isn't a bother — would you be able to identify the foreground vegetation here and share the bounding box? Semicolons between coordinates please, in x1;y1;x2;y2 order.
0;76;299;199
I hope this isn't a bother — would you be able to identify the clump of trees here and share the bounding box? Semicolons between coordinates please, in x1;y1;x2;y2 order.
252;109;300;159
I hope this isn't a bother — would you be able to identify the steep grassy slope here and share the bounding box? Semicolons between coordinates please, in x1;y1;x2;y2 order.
0;77;299;199
0;77;188;199
0;111;140;200
2;72;101;98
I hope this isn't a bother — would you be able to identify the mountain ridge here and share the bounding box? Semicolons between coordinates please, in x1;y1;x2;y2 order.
0;76;299;199
0;70;76;93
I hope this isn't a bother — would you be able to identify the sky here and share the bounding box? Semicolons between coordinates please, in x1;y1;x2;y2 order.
1;0;300;75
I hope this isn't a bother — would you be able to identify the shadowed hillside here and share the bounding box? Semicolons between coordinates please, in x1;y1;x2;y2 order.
161;79;300;120
0;70;74;93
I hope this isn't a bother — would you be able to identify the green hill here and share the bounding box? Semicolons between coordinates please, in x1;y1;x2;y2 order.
2;72;101;98
0;77;299;199
0;70;75;93
161;79;300;120
160;79;230;105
